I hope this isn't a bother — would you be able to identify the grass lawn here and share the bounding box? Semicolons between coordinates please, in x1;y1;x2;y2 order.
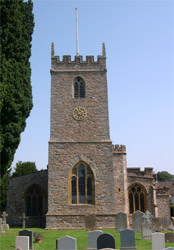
0;228;174;250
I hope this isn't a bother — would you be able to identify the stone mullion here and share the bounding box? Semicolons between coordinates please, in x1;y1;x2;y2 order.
138;192;141;211
85;167;87;204
133;193;135;213
77;167;79;204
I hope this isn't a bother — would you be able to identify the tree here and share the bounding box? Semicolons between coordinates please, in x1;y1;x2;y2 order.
0;0;34;211
157;171;174;182
12;161;38;178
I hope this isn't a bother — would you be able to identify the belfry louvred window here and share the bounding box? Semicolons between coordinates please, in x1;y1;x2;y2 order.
74;77;85;98
128;183;147;214
70;162;94;204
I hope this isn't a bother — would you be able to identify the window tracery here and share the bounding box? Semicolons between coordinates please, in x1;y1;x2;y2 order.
128;183;146;214
70;162;94;204
74;77;85;98
25;185;43;216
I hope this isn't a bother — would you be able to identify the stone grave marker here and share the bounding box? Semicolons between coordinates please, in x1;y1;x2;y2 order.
152;233;165;250
163;248;174;250
1;211;9;230
16;236;29;250
97;233;115;250
165;232;174;243
132;210;144;232
115;212;127;232
20;213;28;228
152;217;163;232
0;218;5;234
87;230;103;250
142;211;154;240
85;214;96;230
19;229;33;249
120;228;136;249
57;236;76;250
162;217;170;230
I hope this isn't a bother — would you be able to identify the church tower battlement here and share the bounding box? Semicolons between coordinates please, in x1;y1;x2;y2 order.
51;42;106;72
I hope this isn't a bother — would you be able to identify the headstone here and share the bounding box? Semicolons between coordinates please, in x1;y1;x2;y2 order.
57;236;76;250
87;230;103;250
19;229;33;249
163;248;174;250
169;226;174;231
1;211;9;230
142;211;154;240
0;218;5;234
152;218;163;232
132;211;144;232
120;229;136;249
85;214;96;230
97;233;115;250
115;212;127;232
152;233;165;250
20;213;28;229
16;236;29;250
161;217;170;230
165;232;174;243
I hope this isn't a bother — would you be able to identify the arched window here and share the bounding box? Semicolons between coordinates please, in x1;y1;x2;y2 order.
128;183;147;214
25;185;43;216
70;162;94;204
74;77;85;98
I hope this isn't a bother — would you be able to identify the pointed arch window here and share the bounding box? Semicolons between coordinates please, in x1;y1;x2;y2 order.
128;183;147;214
74;77;85;98
70;162;94;204
25;185;43;216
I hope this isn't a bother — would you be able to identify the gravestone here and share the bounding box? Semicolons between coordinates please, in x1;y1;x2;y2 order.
20;213;28;228
132;211;144;232
142;211;154;240
161;217;170;230
115;212;127;232
87;230;103;250
16;236;29;250
120;229;136;249
1;211;9;230
165;232;174;243
163;248;174;250
152;233;165;250
152;218;163;232
19;229;33;249
97;233;115;250
57;236;76;250
0;218;5;233
85;214;96;230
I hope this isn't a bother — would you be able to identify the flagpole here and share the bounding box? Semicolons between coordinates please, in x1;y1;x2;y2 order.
75;8;79;56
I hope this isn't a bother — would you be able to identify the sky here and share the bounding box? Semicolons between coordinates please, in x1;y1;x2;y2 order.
12;0;174;174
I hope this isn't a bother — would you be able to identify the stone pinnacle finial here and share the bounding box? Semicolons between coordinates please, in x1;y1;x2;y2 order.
51;42;54;57
102;42;106;57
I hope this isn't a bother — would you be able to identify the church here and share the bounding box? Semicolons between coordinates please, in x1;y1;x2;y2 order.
7;42;170;229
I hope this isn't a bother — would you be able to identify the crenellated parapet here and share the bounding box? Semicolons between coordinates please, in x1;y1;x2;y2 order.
51;43;106;72
112;144;126;154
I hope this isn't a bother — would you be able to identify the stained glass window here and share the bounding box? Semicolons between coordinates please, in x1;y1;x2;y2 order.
128;183;146;214
25;185;43;216
70;162;94;204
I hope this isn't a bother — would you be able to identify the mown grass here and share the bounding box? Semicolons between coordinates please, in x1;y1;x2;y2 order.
0;228;174;250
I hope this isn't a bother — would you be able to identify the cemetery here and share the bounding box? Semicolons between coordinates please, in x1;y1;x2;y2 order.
0;211;174;250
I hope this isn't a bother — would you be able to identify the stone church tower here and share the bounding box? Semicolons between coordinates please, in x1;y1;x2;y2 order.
46;43;128;229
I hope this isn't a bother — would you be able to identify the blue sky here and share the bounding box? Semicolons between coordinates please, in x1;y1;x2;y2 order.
12;0;174;174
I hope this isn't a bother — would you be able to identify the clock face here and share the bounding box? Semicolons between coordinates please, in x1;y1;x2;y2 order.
73;106;87;121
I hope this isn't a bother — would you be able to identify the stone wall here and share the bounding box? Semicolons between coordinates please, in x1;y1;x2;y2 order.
47;142;117;229
127;168;156;215
7;170;48;227
156;186;170;219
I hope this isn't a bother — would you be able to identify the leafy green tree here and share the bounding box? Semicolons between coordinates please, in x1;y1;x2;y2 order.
12;161;38;178
0;0;34;211
157;171;174;182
